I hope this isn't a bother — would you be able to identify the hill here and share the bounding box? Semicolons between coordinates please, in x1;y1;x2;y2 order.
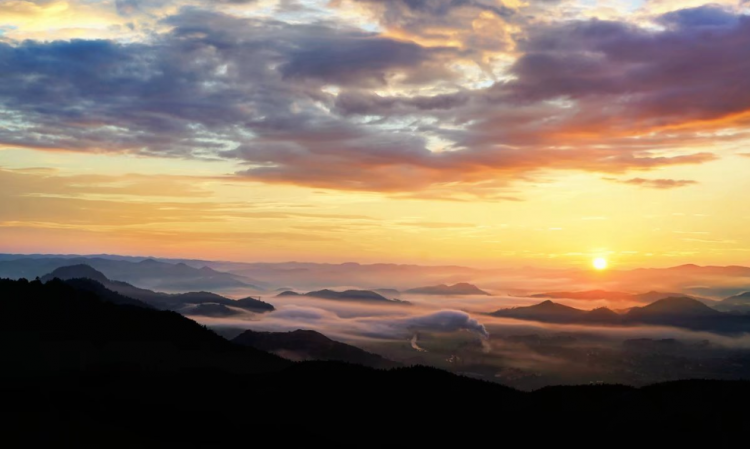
277;288;409;304
0;278;287;377
531;289;711;305
719;291;750;310
626;297;722;319
2;277;750;446
406;283;490;296
233;329;398;369
492;297;750;332
41;265;274;315
0;256;260;292
492;300;587;322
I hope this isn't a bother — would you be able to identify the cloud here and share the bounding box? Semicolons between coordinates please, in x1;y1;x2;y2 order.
1;5;748;199
605;177;699;189
401;310;489;338
335;0;517;51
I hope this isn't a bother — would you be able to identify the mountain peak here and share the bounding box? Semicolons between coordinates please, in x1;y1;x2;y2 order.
40;264;110;284
629;296;720;317
405;283;490;296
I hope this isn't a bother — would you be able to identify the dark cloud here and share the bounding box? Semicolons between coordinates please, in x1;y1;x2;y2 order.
1;6;747;198
279;36;455;87
504;6;750;131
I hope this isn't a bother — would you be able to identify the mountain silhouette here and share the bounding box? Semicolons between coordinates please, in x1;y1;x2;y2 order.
40;264;110;284
406;283;490;296
492;300;587;322
531;289;711;304
3;277;750;446
276;288;409;304
41;265;274;314
626;297;722;318
0;256;260;292
492;297;750;332
233;329;398;369
721;292;750;307
0;278;287;377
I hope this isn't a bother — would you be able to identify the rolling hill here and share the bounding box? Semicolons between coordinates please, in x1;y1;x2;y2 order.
491;297;750;332
276;288;409;304
41;265;274;314
233;329;398;369
406;283;490;296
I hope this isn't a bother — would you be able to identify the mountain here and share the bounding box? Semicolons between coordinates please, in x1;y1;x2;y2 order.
721;292;750;307
40;264;110;284
531;290;632;301
581;307;621;323
277;288;409;304
0;256;261;292
0;278;287;376
276;290;301;297
40;265;274;314
232;329;398;369
531;289;716;306
626;297;722;319
406;283;490;296
3;277;750;446
374;288;401;297
631;291;698;303
491;300;587;323
492;297;750;332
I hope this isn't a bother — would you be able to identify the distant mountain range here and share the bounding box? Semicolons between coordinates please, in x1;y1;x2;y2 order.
3;276;750;446
531;289;713;304
491;297;750;333
40;264;274;315
277;289;410;305
406;283;490;296
233;329;398;369
0;256;261;292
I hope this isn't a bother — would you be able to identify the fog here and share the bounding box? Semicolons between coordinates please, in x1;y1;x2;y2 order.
192;288;750;390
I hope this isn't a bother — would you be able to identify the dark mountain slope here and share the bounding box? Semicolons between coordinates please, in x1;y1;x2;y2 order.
276;288;409;304
0;278;287;376
626;296;722;318
41;265;274;314
491;300;587;322
233;329;398;369
1;277;750;446
0;256;260;292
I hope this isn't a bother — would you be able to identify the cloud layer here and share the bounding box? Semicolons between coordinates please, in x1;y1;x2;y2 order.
1;2;749;199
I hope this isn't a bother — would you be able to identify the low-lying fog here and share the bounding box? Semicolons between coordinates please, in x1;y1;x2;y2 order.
192;289;750;390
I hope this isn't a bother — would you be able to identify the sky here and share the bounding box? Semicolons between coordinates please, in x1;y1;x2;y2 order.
1;0;750;268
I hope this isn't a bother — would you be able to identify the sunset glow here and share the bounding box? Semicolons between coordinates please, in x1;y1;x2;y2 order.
593;258;608;271
1;1;749;269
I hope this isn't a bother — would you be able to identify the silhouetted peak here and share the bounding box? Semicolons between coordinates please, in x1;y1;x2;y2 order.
630;296;720;316
41;264;110;284
276;290;301;297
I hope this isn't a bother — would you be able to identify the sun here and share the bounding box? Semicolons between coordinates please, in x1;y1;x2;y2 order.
593;257;608;270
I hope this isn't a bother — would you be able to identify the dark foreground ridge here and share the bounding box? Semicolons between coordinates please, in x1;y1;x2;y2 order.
1;278;749;447
233;329;399;369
